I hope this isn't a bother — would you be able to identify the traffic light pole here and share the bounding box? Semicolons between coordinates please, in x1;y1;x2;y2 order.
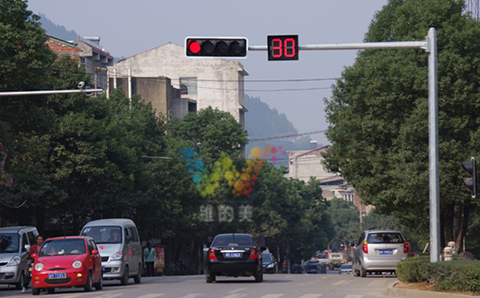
251;28;440;262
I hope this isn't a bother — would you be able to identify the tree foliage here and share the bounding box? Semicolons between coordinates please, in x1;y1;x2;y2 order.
323;0;480;251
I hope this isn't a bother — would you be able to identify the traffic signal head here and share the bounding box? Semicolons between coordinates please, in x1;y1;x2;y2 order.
185;38;247;58
462;157;477;198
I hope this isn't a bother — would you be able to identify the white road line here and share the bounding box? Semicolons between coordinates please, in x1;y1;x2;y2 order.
136;294;165;298
259;295;284;298
332;280;352;286
299;294;322;298
222;294;248;298
343;295;364;298
228;288;245;294
95;294;124;298
178;294;206;298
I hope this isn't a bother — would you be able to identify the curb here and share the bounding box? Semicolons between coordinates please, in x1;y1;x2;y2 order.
388;281;480;298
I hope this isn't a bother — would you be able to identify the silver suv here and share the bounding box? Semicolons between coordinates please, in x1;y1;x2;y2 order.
352;230;408;277
0;226;39;289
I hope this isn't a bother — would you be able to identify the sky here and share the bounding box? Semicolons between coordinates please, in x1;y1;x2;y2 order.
27;0;389;146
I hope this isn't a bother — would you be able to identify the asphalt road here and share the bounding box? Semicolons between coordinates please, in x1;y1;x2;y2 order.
0;270;397;298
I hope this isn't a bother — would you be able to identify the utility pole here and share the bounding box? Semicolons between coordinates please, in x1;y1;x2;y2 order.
248;28;440;262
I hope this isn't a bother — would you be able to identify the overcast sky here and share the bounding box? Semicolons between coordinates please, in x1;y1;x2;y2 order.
27;0;389;146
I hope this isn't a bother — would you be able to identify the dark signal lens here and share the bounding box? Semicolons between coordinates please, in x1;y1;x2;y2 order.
202;41;214;54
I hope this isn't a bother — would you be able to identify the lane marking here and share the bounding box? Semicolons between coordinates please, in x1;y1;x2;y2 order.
136;294;166;298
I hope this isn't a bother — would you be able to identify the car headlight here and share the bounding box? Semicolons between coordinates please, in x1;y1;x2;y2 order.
7;256;21;266
267;263;274;268
110;251;123;261
72;261;82;269
35;263;44;271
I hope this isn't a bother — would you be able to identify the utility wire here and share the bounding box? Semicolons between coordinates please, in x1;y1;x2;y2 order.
248;130;326;141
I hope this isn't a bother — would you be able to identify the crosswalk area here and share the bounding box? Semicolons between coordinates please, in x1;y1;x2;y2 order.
0;274;395;298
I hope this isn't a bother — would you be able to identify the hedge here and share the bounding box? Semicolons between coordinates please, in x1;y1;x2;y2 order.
396;254;480;293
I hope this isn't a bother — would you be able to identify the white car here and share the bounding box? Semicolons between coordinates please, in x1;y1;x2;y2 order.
352;230;408;277
339;264;352;274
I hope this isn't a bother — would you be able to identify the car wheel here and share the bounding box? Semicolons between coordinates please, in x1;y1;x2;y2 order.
47;288;55;294
84;272;93;292
32;287;40;295
360;265;367;278
352;263;359;277
255;270;263;282
134;265;142;284
95;273;103;290
121;266;129;285
206;273;215;283
15;271;24;290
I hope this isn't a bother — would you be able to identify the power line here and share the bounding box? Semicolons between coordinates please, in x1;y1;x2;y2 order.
248;130;326;141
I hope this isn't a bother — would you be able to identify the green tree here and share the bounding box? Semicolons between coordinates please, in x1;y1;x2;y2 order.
327;198;361;249
323;0;480;252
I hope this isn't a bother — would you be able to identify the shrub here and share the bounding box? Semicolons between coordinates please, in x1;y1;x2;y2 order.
396;255;480;293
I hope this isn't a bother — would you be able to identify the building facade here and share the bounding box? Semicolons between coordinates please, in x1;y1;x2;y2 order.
46;35;114;91
107;42;248;129
286;145;371;215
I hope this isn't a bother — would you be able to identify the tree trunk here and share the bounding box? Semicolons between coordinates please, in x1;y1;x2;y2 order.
455;200;471;254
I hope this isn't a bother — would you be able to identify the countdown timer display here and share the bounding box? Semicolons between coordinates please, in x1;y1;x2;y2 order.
267;35;298;61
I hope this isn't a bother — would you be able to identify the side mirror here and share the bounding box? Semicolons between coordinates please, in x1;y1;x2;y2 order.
24;244;31;252
30;253;38;259
91;249;99;255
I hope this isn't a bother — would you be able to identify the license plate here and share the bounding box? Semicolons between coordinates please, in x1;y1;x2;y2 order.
48;273;66;279
225;252;241;258
102;266;105;271
379;250;393;255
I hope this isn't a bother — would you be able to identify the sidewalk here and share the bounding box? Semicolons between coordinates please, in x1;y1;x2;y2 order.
388;281;480;298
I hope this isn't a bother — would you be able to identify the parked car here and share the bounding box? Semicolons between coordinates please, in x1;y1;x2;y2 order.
0;226;38;289
261;252;278;273
80;218;142;285
352;230;408;277
204;233;265;283
30;236;102;295
339;263;352;274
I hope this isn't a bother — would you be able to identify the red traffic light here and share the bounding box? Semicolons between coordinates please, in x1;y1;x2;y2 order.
185;37;247;58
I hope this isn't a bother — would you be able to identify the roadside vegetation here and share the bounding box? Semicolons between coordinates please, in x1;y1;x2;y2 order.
397;254;480;294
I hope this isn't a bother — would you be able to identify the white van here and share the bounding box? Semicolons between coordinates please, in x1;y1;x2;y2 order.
80;219;142;285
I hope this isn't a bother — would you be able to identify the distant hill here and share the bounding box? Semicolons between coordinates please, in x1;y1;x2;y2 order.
38;13;77;41
245;94;318;168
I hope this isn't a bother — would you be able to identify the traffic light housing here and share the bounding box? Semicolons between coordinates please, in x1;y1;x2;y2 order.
185;38;247;58
462;157;477;198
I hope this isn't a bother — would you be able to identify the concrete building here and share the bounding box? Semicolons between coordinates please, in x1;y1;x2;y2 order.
46;35;114;91
108;76;196;122
106;42;248;129
286;145;371;215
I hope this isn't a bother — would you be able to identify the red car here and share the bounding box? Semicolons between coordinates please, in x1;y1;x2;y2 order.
31;236;102;295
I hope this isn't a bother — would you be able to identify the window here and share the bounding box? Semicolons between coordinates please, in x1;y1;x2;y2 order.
180;77;197;95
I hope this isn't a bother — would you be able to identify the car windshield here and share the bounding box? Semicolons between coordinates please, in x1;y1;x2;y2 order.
39;239;86;256
0;233;19;253
212;234;255;247
80;226;122;244
262;254;273;262
367;233;403;244
341;264;352;269
330;254;341;258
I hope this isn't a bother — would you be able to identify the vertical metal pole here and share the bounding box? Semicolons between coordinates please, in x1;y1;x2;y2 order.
428;28;441;263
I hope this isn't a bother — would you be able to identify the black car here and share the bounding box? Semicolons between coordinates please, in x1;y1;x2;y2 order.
261;252;278;273
204;233;265;283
